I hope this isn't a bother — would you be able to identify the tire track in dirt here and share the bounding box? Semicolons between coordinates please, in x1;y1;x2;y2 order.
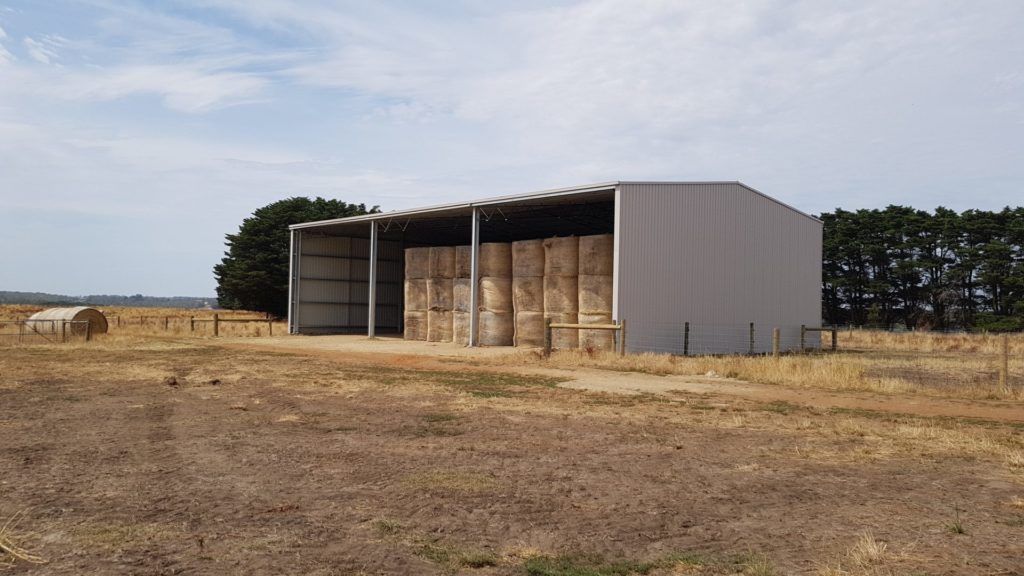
221;342;1024;424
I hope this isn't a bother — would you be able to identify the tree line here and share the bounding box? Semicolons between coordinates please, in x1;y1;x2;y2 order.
821;206;1024;331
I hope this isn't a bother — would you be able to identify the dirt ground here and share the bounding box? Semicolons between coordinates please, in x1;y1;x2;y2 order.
1;337;1023;575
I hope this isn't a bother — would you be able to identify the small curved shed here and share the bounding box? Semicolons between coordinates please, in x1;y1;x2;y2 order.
27;307;108;335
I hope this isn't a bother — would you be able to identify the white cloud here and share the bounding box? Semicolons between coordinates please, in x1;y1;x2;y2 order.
22;35;63;64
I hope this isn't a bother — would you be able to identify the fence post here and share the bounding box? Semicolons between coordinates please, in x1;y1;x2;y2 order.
190;316;195;332
213;313;220;337
749;322;755;355
683;321;690;356
619;319;627;357
543;318;552;358
268;320;273;337
800;325;806;352
85;321;91;342
116;315;121;328
18;321;23;343
999;334;1009;392
772;327;780;357
831;324;838;352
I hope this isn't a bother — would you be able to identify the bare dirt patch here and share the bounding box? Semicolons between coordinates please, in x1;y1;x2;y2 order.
1;341;1023;575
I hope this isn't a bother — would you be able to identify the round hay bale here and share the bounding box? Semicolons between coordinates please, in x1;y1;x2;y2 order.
428;246;456;279
452;311;471;345
512;239;545;277
427;310;454;342
479;277;513;312
579;312;614;350
512;277;544;313
405;247;430;279
404;310;428;340
545;312;579;350
404;279;428;311
27;307;108;335
455;245;473;278
452;278;472;312
514;311;546;347
578;234;614;276
543;236;579;276
578;275;613;314
427;279;454;311
478;310;513;346
543;276;579;313
479;243;512;277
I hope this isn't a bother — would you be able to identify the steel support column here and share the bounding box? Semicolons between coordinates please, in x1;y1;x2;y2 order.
468;207;480;346
367;220;378;338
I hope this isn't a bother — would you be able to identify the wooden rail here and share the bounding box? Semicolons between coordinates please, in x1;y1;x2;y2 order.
801;325;838;352
544;318;626;358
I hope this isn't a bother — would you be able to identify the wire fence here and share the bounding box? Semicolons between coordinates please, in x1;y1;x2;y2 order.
0;320;92;344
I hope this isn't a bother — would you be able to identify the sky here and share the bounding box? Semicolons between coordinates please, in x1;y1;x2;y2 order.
1;0;1022;297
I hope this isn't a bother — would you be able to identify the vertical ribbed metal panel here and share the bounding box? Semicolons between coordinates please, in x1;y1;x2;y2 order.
294;235;403;333
617;183;822;354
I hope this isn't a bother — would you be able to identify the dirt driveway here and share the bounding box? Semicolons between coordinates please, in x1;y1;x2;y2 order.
226;335;1024;424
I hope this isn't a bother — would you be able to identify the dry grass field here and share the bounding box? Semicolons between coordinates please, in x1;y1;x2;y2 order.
1;306;1022;575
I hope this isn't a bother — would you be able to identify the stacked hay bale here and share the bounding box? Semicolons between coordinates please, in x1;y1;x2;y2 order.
452;245;473;345
543;236;580;350
511;239;546;347
578;234;615;350
403;247;430;340
477;242;514;346
426;246;455;342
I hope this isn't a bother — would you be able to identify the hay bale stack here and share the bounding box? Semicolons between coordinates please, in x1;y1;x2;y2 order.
477;242;513;346
452;276;472;346
403;247;431;340
425;247;456;343
578;235;615;350
543;236;579;350
512;240;545;347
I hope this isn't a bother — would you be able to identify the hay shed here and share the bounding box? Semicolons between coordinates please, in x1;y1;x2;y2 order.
286;181;822;354
27;307;109;335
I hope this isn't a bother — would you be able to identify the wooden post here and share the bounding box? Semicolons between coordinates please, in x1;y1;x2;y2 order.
683;321;690;356
831;324;838;352
18;321;23;343
85;321;91;342
543;318;552;358
116;315;121;328
213;313;220;337
749;322;755;355
619;319;627;357
164;316;169;330
772;327;780;357
999;334;1009;392
190;316;195;332
800;325;806;352
268;320;273;337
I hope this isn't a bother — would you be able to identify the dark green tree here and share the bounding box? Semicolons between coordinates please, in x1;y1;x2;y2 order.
214;197;378;317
